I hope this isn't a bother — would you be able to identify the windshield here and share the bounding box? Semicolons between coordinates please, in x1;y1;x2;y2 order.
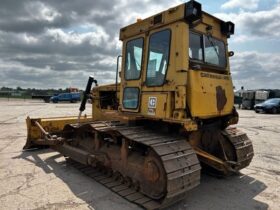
264;98;280;104
189;32;226;68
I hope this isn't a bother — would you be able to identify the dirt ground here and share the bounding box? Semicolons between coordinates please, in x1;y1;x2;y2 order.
0;98;279;210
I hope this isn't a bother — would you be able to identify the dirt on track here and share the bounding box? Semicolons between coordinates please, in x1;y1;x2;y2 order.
0;98;279;210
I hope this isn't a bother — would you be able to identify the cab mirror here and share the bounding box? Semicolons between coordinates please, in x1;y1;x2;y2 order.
228;51;234;57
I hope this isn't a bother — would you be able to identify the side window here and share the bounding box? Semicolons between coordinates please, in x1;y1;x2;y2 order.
125;38;144;80
146;30;171;86
123;87;139;109
189;32;203;61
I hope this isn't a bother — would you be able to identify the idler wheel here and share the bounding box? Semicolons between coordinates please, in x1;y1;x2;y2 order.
145;161;160;182
141;150;166;199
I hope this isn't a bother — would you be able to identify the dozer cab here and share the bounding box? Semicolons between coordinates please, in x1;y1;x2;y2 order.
24;1;254;209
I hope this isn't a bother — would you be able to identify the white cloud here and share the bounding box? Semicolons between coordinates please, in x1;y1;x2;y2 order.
46;28;109;45
23;33;38;44
221;0;259;10
230;51;280;89
0;0;184;88
230;34;252;43
0;0;279;90
27;1;61;22
216;1;280;42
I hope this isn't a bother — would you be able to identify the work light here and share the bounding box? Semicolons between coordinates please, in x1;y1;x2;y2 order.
221;21;235;37
185;0;202;22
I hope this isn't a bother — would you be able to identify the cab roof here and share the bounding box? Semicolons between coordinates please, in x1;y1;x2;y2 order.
119;1;234;40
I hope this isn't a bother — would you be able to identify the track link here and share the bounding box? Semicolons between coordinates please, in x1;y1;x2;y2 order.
66;121;201;209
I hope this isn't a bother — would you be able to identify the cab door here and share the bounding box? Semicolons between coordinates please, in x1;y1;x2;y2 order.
141;28;172;118
120;35;145;112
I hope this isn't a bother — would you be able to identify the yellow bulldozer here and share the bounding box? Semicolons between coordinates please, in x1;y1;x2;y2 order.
24;1;254;209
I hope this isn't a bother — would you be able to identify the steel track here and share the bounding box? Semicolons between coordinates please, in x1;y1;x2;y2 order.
67;122;201;209
64;122;253;209
222;128;254;171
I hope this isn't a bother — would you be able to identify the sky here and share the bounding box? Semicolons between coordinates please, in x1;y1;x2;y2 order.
0;0;279;90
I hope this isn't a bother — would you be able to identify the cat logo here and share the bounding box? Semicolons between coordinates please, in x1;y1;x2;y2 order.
148;97;157;108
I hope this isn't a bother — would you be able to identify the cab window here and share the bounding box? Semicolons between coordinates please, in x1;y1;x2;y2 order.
125;38;144;80
189;32;203;61
123;87;139;109
189;32;226;68
146;29;171;86
204;36;226;67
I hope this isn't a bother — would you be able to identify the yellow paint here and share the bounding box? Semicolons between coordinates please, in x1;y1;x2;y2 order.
187;70;234;118
118;5;234;122
26;115;93;141
27;2;237;142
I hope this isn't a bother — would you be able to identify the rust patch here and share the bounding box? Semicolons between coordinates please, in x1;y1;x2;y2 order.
216;86;227;111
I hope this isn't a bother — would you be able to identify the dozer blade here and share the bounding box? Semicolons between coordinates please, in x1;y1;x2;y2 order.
24;115;93;149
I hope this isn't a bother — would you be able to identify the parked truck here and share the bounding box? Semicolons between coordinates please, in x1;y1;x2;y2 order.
242;90;255;109
255;89;280;105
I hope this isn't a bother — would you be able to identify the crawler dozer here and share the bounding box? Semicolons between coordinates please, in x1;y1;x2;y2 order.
24;1;254;209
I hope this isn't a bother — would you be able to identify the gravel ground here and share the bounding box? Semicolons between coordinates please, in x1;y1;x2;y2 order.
0;98;279;210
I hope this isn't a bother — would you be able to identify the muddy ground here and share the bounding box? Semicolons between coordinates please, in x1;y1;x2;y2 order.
0;98;279;210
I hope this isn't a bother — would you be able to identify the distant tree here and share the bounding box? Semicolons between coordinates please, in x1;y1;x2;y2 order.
1;86;12;91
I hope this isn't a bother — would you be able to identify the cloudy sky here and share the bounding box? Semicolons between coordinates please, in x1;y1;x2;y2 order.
0;0;279;89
